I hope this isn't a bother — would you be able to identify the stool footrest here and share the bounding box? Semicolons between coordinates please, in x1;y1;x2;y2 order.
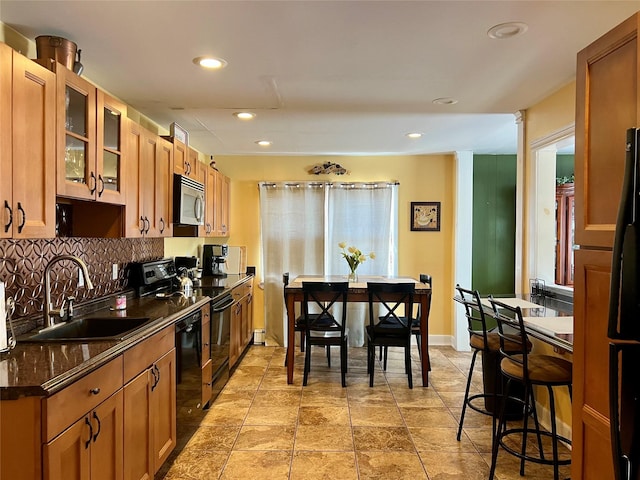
498;428;571;466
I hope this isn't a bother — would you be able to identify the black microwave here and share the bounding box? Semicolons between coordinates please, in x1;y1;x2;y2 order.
173;175;205;226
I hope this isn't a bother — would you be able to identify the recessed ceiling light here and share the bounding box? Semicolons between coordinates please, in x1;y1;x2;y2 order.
432;97;458;105
487;22;528;39
256;140;272;146
234;112;256;120
193;56;227;69
406;132;422;139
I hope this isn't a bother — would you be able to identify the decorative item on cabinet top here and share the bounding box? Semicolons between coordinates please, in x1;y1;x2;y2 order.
170;122;189;146
35;35;78;71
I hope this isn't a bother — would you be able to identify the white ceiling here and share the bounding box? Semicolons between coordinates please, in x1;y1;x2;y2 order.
1;1;639;157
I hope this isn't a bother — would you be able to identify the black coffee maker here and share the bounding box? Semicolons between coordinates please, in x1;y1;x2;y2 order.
202;244;228;277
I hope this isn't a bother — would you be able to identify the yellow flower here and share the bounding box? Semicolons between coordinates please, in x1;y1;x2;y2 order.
339;242;374;274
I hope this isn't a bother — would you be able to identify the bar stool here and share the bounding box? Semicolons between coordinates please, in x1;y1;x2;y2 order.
488;297;572;480
455;285;500;441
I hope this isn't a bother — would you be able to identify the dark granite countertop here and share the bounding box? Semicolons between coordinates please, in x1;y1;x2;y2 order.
0;274;253;400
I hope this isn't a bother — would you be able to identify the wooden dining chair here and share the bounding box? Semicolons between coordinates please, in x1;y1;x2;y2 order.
366;282;415;388
302;281;349;387
378;274;431;371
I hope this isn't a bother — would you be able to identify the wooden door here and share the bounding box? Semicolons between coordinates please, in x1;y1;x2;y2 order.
200;163;214;236
141;132;158;237
230;300;242;367
124;119;144;237
187;147;199;179
44;416;91;480
573;12;640;480
56;65;96;201
0;43;12;239
11;50;56;238
90;390;124;480
156;137;173;237
123;370;153;480
172;138;187;177
575;13;639;249
151;349;176;473
572;248;615;480
96;91;126;205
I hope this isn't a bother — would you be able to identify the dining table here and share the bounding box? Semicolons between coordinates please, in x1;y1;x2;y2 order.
284;275;433;386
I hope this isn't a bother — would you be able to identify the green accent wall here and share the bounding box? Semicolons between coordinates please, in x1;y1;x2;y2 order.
556;154;574;180
472;155;517;295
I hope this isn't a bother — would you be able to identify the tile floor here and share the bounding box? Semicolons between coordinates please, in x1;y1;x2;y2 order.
156;345;571;479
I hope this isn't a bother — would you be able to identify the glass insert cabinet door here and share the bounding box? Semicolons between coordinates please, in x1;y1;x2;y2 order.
56;68;126;205
57;69;96;201
96;90;126;205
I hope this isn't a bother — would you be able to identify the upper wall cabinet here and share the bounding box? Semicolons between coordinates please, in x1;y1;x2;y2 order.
56;65;126;205
163;137;198;179
1;44;56;239
575;14;639;248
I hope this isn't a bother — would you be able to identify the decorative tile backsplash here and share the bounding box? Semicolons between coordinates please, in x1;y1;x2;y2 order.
0;238;163;327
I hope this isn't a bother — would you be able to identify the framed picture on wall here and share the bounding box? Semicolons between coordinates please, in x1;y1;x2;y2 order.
411;202;441;231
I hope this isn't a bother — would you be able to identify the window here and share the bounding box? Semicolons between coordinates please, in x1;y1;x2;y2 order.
259;181;398;346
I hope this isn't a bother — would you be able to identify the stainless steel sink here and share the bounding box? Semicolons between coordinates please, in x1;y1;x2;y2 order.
21;316;152;342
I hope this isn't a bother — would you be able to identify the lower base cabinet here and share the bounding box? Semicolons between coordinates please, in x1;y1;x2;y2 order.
44;390;124;480
123;331;176;480
230;278;254;368
0;324;178;480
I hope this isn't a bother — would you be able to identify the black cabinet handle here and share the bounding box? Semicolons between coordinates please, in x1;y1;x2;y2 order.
140;216;145;235
151;365;158;391
89;387;100;395
17;202;25;233
92;411;101;442
159;217;165;234
98;175;105;197
89;172;97;194
84;416;93;449
144;216;150;234
4;200;12;233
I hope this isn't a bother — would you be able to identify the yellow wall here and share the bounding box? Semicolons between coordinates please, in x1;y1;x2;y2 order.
522;81;576;288
215;154;456;340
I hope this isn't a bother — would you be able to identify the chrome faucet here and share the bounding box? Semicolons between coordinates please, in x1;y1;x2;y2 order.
43;255;94;328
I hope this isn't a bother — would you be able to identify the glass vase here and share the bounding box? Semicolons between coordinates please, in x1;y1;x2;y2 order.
348;270;358;282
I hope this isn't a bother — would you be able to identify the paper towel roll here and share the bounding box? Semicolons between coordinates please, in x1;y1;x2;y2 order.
0;282;7;351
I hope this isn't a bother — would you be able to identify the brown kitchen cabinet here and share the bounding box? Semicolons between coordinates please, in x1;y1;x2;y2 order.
0;43;56;238
44;389;124;480
164;136;198;180
42;357;124;480
229;278;254;368
56;64;126;205
215;171;231;236
555;183;574;286
200;163;216;236
125;121;173;237
123;326;176;478
572;12;640;480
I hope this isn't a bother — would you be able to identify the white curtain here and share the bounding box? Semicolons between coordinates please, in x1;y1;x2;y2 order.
326;183;398;344
259;181;398;346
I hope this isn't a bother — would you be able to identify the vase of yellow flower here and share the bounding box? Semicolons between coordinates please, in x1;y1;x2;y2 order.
339;242;375;282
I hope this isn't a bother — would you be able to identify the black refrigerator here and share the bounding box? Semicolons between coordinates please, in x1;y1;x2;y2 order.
609;128;640;480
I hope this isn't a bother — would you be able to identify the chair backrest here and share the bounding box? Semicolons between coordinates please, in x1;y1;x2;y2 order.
302;281;349;331
456;284;491;349
367;282;415;334
419;274;432;288
488;296;530;378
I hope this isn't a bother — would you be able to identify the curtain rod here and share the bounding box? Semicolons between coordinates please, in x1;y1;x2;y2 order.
258;181;399;189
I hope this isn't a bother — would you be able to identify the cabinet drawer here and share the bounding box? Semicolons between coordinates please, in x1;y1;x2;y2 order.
43;356;123;442
123;325;174;383
232;281;252;301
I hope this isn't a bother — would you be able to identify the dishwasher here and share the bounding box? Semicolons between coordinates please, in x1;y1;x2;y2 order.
208;293;234;403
